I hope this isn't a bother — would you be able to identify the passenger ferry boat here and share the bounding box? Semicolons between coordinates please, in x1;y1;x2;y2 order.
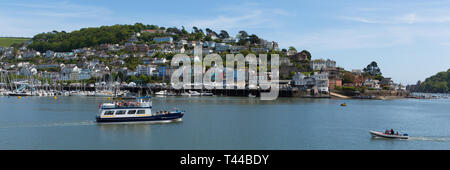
96;96;184;123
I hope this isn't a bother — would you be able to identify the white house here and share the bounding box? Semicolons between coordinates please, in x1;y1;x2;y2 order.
292;72;329;93
310;59;336;70
364;79;380;89
137;65;157;76
311;72;329;93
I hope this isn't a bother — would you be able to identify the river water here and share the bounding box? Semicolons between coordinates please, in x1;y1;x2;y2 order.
0;96;449;149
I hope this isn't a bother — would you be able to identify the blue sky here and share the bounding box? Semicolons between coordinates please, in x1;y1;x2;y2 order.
1;0;450;84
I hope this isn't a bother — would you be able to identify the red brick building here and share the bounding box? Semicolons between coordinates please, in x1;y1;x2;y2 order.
328;76;342;90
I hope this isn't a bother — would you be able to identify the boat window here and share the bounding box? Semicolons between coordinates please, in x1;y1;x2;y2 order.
127;110;137;114
104;111;115;115
116;110;126;115
137;110;146;114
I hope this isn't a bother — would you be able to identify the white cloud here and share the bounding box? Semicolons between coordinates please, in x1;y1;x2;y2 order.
338;16;378;24
185;10;267;30
397;13;417;24
340;8;450;25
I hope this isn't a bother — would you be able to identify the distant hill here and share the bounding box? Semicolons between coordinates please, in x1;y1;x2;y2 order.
0;37;31;47
28;24;144;52
419;69;450;93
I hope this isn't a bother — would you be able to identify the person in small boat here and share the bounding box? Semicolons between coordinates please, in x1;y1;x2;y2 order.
390;129;394;135
385;129;390;134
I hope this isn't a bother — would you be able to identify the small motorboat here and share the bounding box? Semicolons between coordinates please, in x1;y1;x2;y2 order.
340;103;347;106
369;130;409;139
155;90;167;96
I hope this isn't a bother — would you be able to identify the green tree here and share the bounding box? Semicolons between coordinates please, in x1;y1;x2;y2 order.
419;69;450;93
363;61;382;76
342;72;355;84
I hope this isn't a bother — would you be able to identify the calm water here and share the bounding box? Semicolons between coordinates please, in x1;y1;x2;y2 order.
0;95;449;150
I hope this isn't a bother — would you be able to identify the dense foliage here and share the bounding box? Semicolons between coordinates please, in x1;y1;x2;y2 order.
28;23;155;52
419;69;450;93
363;61;382;76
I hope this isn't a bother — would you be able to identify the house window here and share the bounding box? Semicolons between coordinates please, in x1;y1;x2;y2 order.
127;110;137;114
116;110;126;115
104;111;115;115
137;110;146;114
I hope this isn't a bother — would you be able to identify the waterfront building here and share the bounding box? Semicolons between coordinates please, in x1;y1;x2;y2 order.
364;79;380;89
292;72;316;89
328;76;342;90
352;75;366;87
380;77;394;87
311;72;329;93
292;72;329;93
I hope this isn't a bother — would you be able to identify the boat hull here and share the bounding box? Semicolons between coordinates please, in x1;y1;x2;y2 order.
369;130;409;139
96;112;184;123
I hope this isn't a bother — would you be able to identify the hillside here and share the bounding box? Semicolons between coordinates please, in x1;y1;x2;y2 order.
28;24;142;52
27;23;269;53
419;69;450;93
0;37;31;47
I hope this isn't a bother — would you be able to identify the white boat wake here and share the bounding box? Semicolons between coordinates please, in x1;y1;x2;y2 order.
0;121;96;128
408;136;450;142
